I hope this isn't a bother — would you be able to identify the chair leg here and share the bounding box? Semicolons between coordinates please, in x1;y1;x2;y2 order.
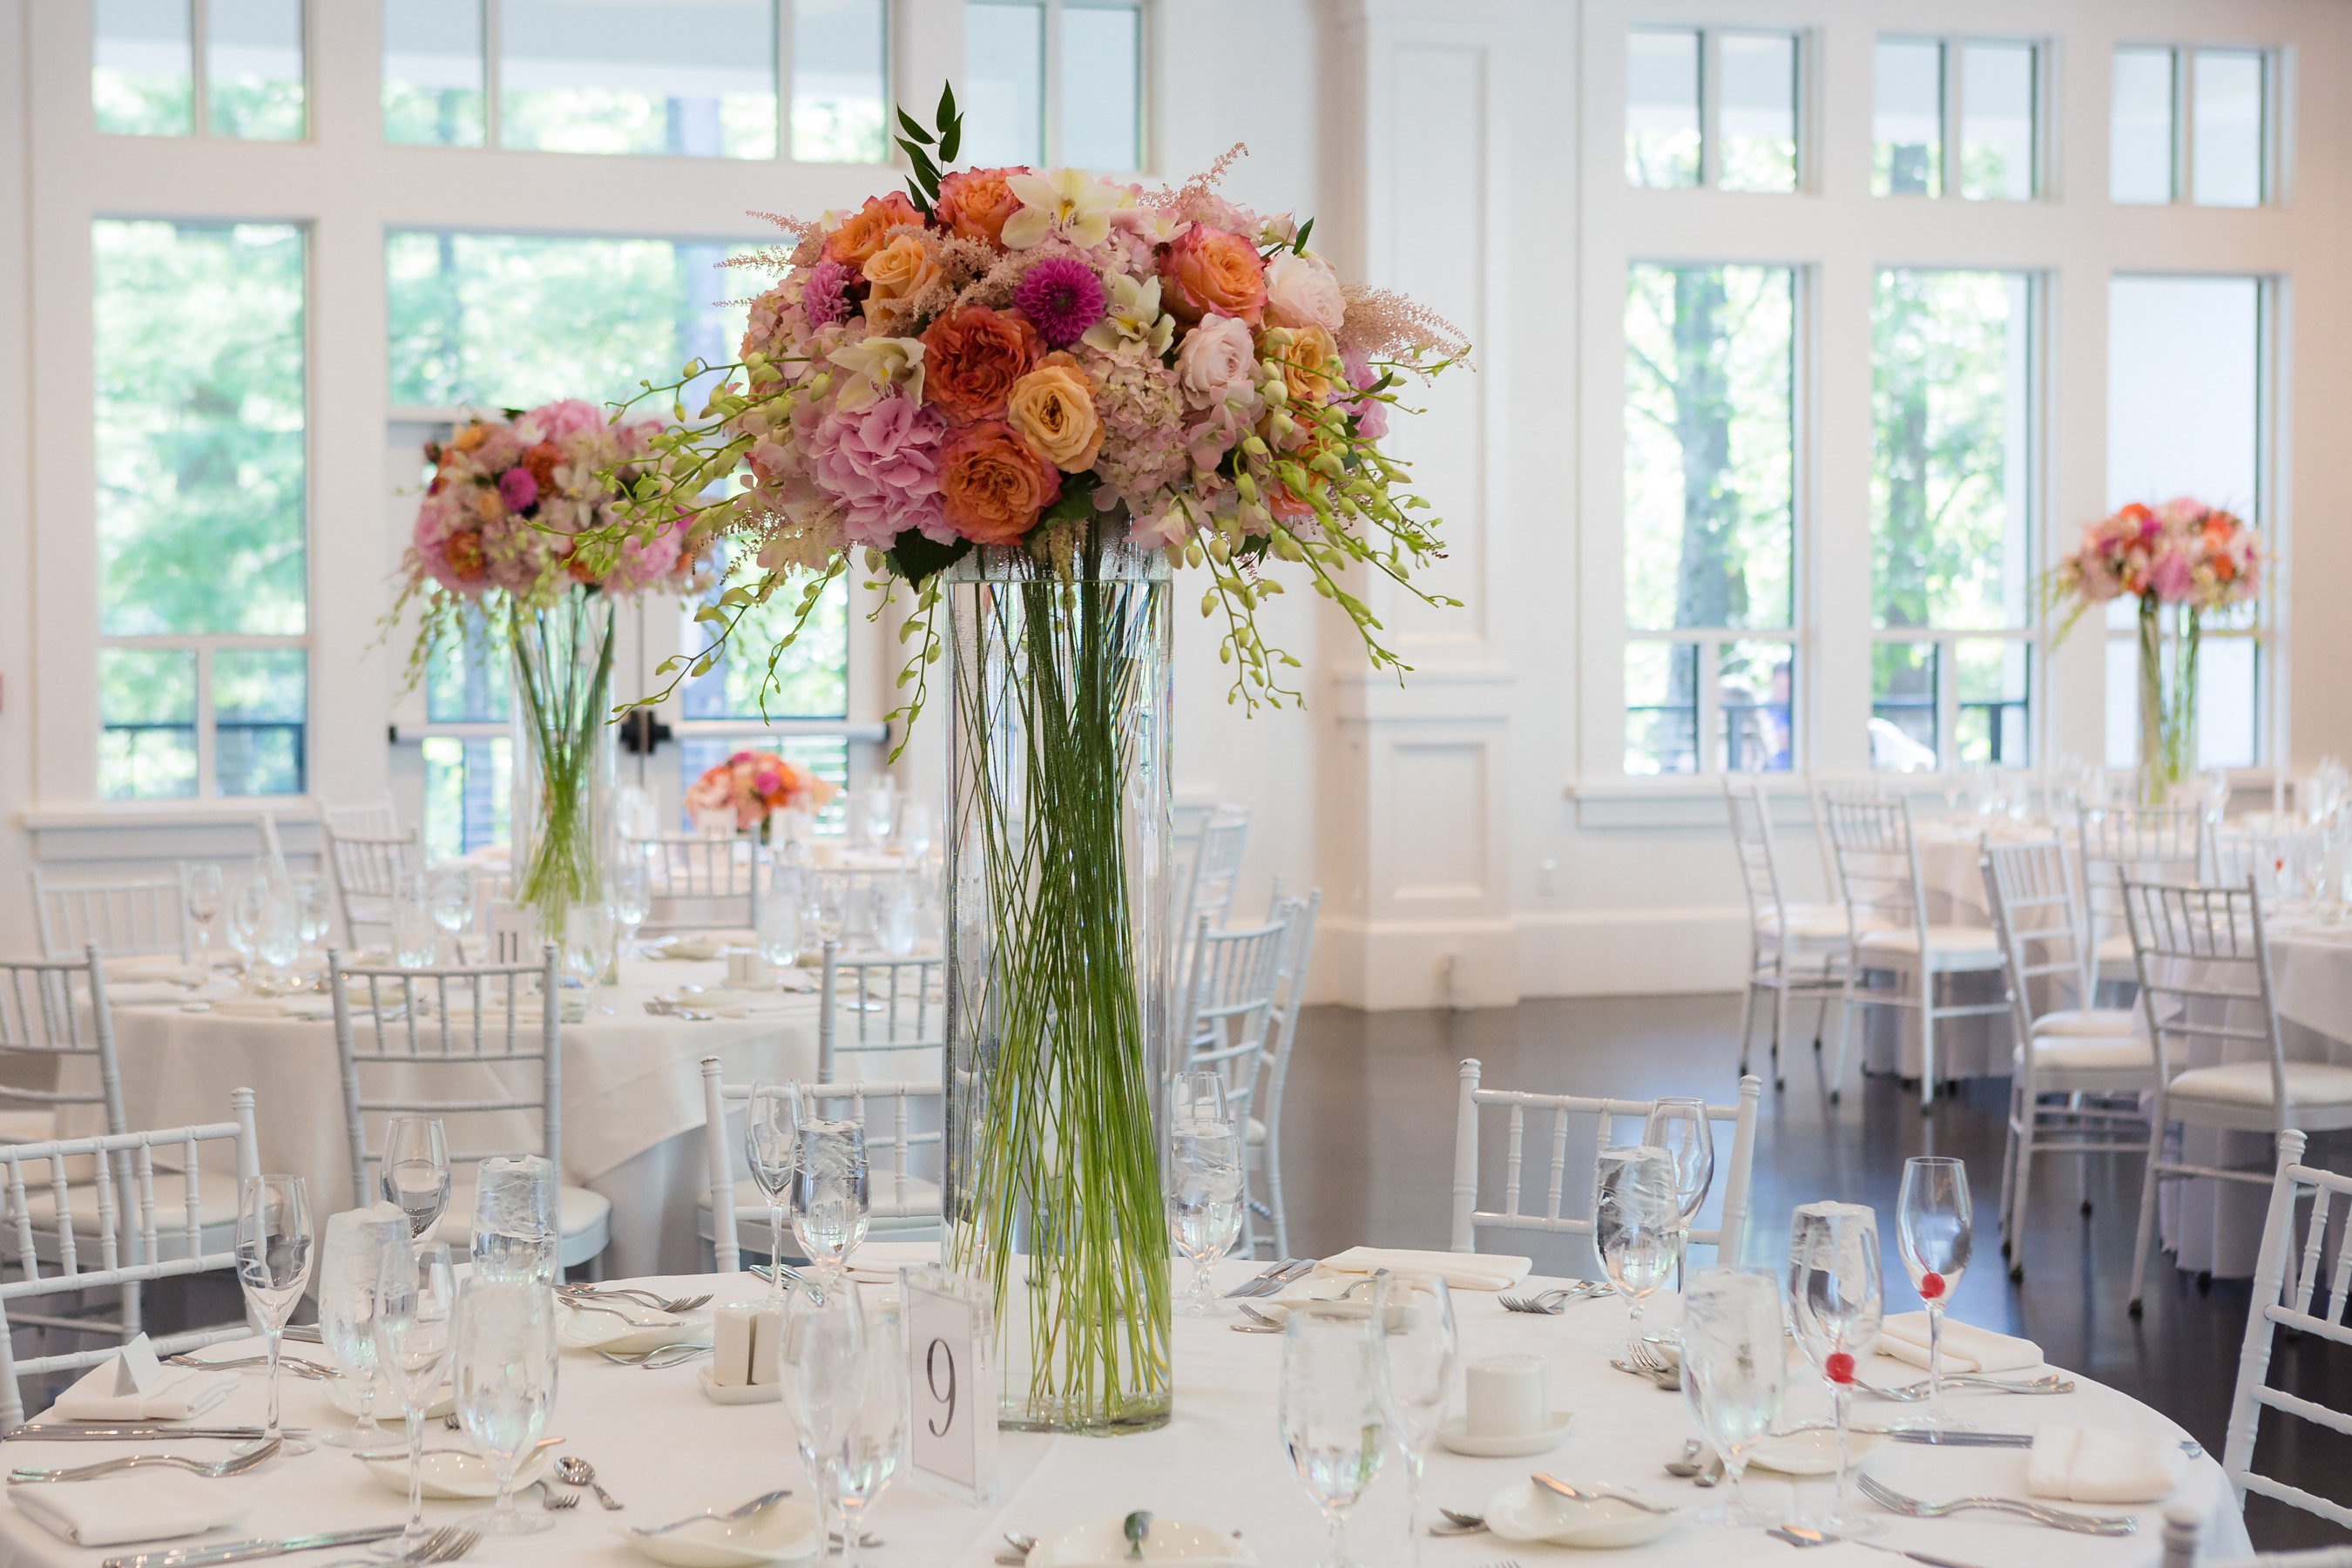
1736;961;1759;1078
1996;1069;2021;1247
2008;1098;2035;1282
588;1247;606;1284
1828;971;1858;1105
1771;970;1790;1092
1265;1129;1289;1262
2126;1099;2166;1315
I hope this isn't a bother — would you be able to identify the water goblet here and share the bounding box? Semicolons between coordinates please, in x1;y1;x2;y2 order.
1642;1096;1715;1298
1788;1200;1886;1537
235;1174;314;1456
878;873;920;957
834;1299;904;1568
865;779;897;846
318;1207;403;1448
381;1116;452;1240
1171;1069;1231;1131
1895;1156;1973;1429
454;1274;559;1535
1680;1265;1788;1527
252;882;301;988
372;1240;457;1558
1377;1276;1457;1568
757;889;803;976
471;1152;558;1285
794;1118;870;1274
744;1084;801;1300
186;862;224;971
806;882;848;951
1168;1123;1244;1316
781;1278;867;1558
1280;1300;1389;1568
391;892;438;970
1593;1144;1680;1359
428;867;476;962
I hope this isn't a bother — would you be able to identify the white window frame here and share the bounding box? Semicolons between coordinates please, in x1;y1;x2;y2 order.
2112;41;2285;208
1626;23;1809;195
1873;33;2050;202
966;0;1152;175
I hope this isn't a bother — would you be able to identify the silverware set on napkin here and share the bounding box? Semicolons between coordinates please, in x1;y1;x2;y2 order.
1498;1281;1613;1314
1222;1258;1317;1298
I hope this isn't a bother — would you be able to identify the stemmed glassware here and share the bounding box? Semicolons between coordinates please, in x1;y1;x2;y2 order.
564;902;616;1012
833;1299;905;1568
878;872;921;957
781;1280;867;1561
1788;1200;1886;1537
318;1207;402;1449
186;862;224;973
805;881;848;954
1680;1265;1787;1527
292;875;332;963
897;801;933;862
235;1174;314;1456
1376;1275;1458;1568
1280;1299;1389;1568
373;1240;458;1558
794;1118;870;1274
251;882;301;990
744;1084;801;1298
428;868;476;963
1895;1156;1973;1429
1168;1121;1245;1316
757;890;804;978
612;857;650;959
227;875;265;979
453;1274;560;1535
1592;1144;1680;1359
1642;1097;1715;1299
381;1116;452;1240
1171;1070;1231;1130
392;879;439;970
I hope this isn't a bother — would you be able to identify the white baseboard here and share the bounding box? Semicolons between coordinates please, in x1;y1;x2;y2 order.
1308;906;1749;1009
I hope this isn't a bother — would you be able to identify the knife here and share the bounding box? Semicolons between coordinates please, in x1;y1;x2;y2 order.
1881;1429;2036;1447
103;1525;404;1568
4;1426;313;1443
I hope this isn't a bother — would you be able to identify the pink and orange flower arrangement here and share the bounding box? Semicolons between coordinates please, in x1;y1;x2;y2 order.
685;749;835;832
605;88;1467;726
2048;496;2261;631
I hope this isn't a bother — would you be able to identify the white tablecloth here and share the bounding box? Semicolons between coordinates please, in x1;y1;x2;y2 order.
80;955;826;1278
0;1250;2252;1568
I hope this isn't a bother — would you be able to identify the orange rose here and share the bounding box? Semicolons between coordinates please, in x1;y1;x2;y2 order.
443;529;488;581
522;440;562;492
862;233;944;330
936;166;1028;247
1268;323;1338;408
1158;226;1267;327
451;421;490;454
821;193;923;269
920;306;1044;424
1004;352;1103;472
938;421;1060;544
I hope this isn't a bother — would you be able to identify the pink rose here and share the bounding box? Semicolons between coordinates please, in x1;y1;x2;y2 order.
806;395;951;548
1173;315;1257;410
525;399;604;442
1263;252;1344;334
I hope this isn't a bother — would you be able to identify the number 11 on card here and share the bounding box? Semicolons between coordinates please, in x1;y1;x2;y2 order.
902;1266;998;1505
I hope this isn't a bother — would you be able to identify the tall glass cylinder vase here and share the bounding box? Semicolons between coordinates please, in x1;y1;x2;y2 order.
2136;596;2201;806
941;522;1174;1435
509;588;617;951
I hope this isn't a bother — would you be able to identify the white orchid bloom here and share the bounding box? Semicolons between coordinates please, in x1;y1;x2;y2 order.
827;337;926;412
1079;273;1177;357
1000;168;1122;250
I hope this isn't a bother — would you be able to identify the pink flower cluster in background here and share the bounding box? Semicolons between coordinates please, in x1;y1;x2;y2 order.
684;749;835;830
2054;497;2261;612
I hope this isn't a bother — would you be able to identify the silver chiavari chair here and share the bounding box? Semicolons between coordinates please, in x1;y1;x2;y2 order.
29;868;193;964
631;835;762;935
2079;802;2212;996
1725;777;1848;1091
816;941;944;1080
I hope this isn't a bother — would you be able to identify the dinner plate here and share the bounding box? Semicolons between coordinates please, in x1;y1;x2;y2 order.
1482;1478;1677;1548
1437;1410;1574;1456
326;1377;452;1420
559;1304;713;1356
1024;1517;1258;1566
1747;1426;1889;1477
622;1501;821;1567
358;1444;556;1499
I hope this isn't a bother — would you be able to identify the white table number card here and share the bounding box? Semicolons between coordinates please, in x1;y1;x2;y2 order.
486;902;537;966
901;1265;997;1506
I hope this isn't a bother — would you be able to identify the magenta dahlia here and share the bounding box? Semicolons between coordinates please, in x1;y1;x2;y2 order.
1013;258;1107;348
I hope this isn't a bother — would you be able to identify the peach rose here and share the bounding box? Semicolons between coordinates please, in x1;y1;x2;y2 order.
920;305;1044;425
862;233;944;330
935;166;1028;247
938;421;1061;544
1157;226;1267;327
1270;323;1339;408
1264;252;1345;334
1004;353;1102;472
822;193;923;269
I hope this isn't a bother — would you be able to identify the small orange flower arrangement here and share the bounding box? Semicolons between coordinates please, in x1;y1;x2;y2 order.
684;750;835;833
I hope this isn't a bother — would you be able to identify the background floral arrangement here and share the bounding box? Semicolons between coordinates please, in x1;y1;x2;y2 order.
604;87;1468;737
684;748;835;831
2047;495;2261;635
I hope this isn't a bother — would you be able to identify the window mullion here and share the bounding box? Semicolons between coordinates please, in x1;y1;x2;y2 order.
1042;0;1064;165
1695;640;1720;774
191;0;212;139
194;645;217;798
775;0;793;164
1940;37;1961;200
2173;48;2193;205
1699;30;1721;188
484;0;504;151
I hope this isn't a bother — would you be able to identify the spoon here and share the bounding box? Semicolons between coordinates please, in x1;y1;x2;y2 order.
1665;1439;1706;1478
634;1488;794;1538
1531;1474;1678;1516
1124;1511;1152;1559
558;1455;624;1510
1432;1508;1490;1536
1693;1450;1724;1488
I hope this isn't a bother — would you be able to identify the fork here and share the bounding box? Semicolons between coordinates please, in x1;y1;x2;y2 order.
564;1298;692;1329
561;1287;712;1315
1858;1374;2075;1400
1613;1338;1680;1389
322;1527;478;1568
1500;1282;1612;1315
9;1437;281;1484
597;1343;712;1369
1855;1472;2137;1535
537;1480;580;1511
164;1352;337;1380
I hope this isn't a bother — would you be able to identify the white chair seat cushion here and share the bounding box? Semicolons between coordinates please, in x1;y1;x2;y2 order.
1760;905;1849;943
724;1175;940;1224
1856;925;2003;966
2167;1060;2352;1109
432;1181;614;1246
18;1166;242;1235
2033;1008;2141;1038
2024;1036;2155;1072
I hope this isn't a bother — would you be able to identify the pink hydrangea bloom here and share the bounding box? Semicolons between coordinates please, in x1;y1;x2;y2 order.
2150;549;2195;601
807;395;951;548
526;399;605;442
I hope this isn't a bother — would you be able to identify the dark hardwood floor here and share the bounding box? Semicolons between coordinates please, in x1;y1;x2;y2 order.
1278;993;2352;1550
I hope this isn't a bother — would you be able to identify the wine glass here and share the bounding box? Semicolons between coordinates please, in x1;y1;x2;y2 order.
1593;1144;1680;1360
453;1274;560;1535
781;1278;867;1560
226;875;264;978
429;867;476;962
235;1174;314;1456
897;801;933;862
381;1116;452;1240
834;1299;904;1568
612;858;649;957
794;1118;870;1274
1280;1300;1389;1568
1680;1265;1788;1527
392;889;439;970
806;880;848;952
757;889;803;977
252;882;301;989
1788;1200;1886;1536
744;1084;801;1299
1896;1156;1974;1430
1171;1069;1231;1131
1377;1275;1457;1568
866;779;897;846
186;862;224;972
373;1239;457;1558
878;873;920;957
1643;1096;1715;1299
1168;1123;1244;1316
318;1207;402;1449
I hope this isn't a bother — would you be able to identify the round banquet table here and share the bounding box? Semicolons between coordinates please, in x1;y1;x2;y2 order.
71;950;843;1280
0;1247;2252;1568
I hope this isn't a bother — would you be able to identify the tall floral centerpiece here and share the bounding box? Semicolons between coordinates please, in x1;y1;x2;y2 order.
686;749;835;840
598;87;1465;1433
2048;497;2261;803
396;399;709;945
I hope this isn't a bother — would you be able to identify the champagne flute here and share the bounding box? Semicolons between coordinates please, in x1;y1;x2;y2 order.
1788;1201;1886;1537
381;1116;452;1240
1643;1096;1715;1299
1593;1144;1680;1360
318;1207;402;1448
1168;1124;1244;1316
612;857;649;958
794;1119;870;1274
834;1299;904;1568
235;1174;314;1456
1376;1275;1457;1568
186;862;224;972
744;1084;801;1300
781;1280;867;1558
454;1274;559;1535
373;1240;457;1558
1895;1156;1974;1430
227;875;264;979
1680;1265;1787;1527
1280;1300;1389;1568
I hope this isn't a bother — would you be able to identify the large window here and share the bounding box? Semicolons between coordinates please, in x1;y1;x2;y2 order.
963;0;1146;172
2110;45;2271;207
1870;270;2034;772
1623;263;1796;774
94;0;306;140
96;220;308;800
1625;28;1800;193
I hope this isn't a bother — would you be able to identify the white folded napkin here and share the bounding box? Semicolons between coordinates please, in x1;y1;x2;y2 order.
10;1470;247;1546
51;1362;238;1422
98;981;199;1007
647;931;758;962
2027;1424;2186;1503
1876;1311;2043;1373
1319;1246;1531;1292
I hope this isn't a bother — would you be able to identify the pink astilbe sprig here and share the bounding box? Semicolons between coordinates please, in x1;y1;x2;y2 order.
746;210;821;242
1139;142;1251;212
1338;284;1474;368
